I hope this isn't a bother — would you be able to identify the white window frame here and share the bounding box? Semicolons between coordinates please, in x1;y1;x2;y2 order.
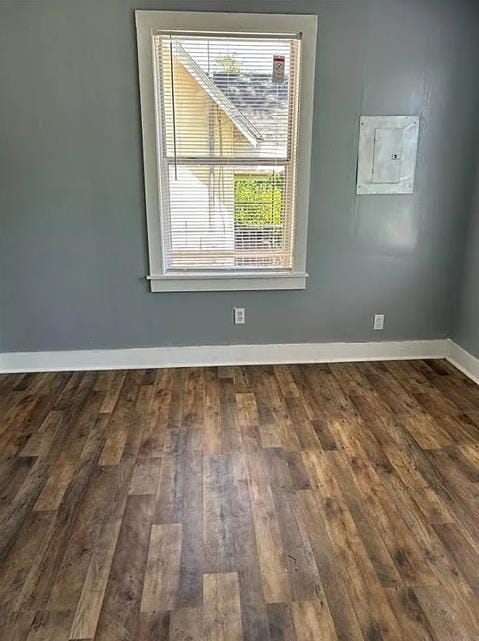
135;10;317;292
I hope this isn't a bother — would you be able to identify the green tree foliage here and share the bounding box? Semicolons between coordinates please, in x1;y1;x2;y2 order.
234;173;283;226
216;54;241;75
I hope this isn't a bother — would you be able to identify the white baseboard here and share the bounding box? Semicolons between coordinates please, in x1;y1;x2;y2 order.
0;339;447;374
446;340;479;385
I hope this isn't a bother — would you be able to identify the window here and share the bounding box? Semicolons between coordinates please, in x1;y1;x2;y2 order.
136;11;317;291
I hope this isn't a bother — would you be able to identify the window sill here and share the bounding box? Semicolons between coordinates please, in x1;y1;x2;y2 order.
146;271;307;292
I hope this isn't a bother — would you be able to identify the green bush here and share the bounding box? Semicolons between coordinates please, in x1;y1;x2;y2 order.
234;174;283;226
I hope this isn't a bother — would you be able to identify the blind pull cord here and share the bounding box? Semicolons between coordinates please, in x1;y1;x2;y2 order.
169;36;178;181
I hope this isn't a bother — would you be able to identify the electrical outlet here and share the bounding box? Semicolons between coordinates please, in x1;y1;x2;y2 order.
373;314;385;330
233;307;245;325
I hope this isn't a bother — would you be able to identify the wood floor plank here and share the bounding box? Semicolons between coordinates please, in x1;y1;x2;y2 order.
204;572;242;641
204;370;222;455
230;452;271;641
13;417;111;611
291;599;338;641
267;603;297;641
220;378;243;454
68;515;123;639
141;523;182;612
26;610;73;641
137;370;173;461
247;449;292;604
129;459;162;496
0;389;102;567
265;448;323;601
183;368;205;429
302;452;404;641
385;586;436;641
94;495;155;641
99;371;126;414
379;469;472;589
349;455;437;586
432;522;479;596
0;609;36;641
168;369;187;429
19;410;64;458
203;454;235;573
154;428;188;524
33;459;76;511
137;611;170;641
169;608;204;641
293;490;365;641
415;584;475;641
0;360;478;641
47;462;132;611
175;429;204;609
236;392;262;451
0;510;55;611
0;456;35;522
323;450;402;588
98;396;136;465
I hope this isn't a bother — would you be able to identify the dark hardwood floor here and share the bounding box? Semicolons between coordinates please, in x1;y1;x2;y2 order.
1;359;479;641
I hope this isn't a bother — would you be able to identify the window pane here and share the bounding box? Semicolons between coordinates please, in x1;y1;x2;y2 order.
165;164;293;270
155;32;300;272
158;36;298;159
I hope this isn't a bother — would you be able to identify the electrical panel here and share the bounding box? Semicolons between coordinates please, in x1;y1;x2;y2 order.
357;116;419;195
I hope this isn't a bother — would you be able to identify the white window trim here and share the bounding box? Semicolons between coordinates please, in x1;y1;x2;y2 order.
135;10;317;292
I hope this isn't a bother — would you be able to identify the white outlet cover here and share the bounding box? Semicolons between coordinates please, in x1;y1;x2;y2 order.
374;314;385;330
233;307;245;324
357;116;419;195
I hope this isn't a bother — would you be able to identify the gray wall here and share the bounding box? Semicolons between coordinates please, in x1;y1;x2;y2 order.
454;160;479;358
1;0;479;352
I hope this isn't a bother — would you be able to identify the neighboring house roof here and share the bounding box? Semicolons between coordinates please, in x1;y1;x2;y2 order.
174;43;263;147
213;73;289;148
213;73;289;112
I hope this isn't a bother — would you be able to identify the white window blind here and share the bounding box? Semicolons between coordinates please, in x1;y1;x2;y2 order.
153;32;301;272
